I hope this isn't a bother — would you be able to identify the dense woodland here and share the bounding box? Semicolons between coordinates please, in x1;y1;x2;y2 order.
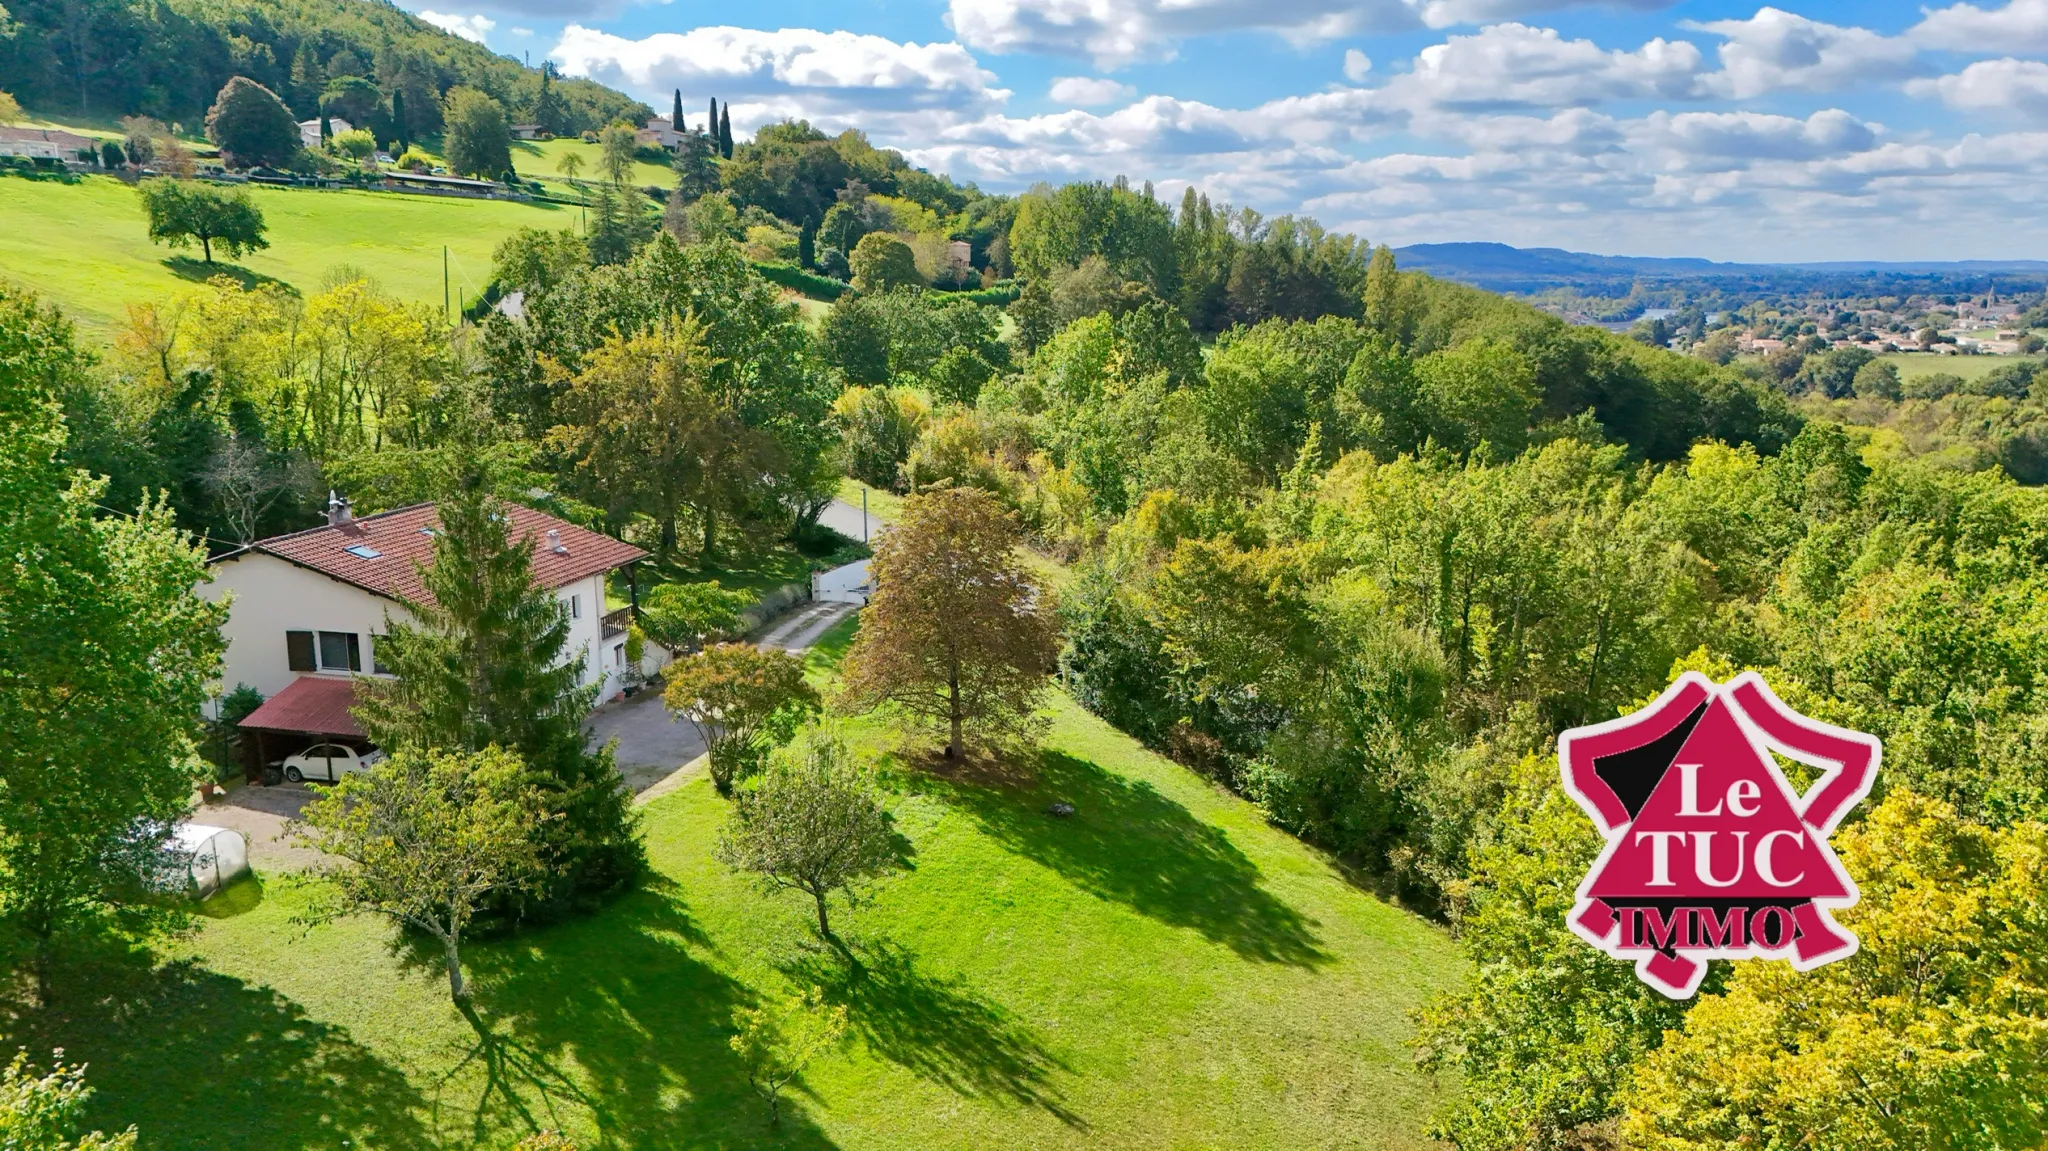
0;0;644;132
4;24;2048;1138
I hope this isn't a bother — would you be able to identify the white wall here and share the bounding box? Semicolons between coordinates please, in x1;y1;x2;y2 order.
813;558;872;605
200;553;409;703
204;556;625;711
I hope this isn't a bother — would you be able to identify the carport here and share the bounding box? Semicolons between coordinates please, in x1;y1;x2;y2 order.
236;677;373;783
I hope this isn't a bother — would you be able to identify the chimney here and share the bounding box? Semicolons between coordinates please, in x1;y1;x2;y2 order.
327;491;354;526
546;528;568;554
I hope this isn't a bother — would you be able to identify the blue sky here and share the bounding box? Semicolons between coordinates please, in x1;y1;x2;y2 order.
402;0;2048;262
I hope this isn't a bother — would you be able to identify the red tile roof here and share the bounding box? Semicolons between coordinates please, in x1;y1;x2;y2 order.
238;676;365;737
224;502;648;605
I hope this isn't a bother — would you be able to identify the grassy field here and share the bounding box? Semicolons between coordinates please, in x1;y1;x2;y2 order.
1877;351;2041;380
10;626;1460;1150
0;172;574;332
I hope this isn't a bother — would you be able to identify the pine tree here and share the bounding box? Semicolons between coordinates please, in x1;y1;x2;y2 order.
533;63;566;138
718;105;733;158
355;465;643;922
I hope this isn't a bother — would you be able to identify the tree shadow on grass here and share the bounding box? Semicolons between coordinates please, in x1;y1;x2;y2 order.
1;937;430;1151
436;999;602;1147
464;880;842;1150
162;256;296;292
782;937;1085;1129
920;750;1331;967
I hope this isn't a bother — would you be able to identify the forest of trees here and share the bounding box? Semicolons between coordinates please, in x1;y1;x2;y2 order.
8;69;2048;1141
0;0;644;131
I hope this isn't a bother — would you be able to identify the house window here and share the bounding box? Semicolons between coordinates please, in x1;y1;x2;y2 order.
317;631;362;672
570;594;581;620
371;635;392;676
613;643;625;667
287;630;316;672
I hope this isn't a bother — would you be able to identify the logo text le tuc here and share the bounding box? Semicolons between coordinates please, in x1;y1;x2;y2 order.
1559;672;1879;999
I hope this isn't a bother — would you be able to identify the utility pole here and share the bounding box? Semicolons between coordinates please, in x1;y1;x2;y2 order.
862;486;869;543
443;245;450;324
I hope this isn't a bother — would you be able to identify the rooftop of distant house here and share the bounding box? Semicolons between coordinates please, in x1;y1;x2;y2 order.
214;497;647;605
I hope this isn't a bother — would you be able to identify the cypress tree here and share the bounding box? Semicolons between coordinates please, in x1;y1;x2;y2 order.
708;97;718;142
798;225;815;270
319;110;332;143
391;88;407;150
673;89;684;131
718;105;732;158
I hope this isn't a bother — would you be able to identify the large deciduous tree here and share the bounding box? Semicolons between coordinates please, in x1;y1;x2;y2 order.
663;643;822;795
716;741;897;941
354;468;642;921
138;179;269;265
441;86;512;179
1622;790;2048;1150
841;486;1059;759
291;746;549;1004
204;76;300;168
0;284;226;992
849;233;921;295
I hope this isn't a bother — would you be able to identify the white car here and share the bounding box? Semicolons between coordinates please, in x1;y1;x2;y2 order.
278;743;385;783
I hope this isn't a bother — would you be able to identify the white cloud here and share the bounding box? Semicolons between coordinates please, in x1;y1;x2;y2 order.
1343;49;1372;80
418;10;495;43
1908;57;2048;115
1686;7;1918;99
1415;0;1674;29
511;26;535;37
1381;23;1706;111
1050;75;1137;104
944;0;1420;67
1913;0;2048;52
551;25;1009;131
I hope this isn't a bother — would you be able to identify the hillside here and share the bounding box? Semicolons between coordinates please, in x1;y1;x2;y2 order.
22;626;1459;1149
1396;240;2048;295
0;173;576;330
0;0;646;130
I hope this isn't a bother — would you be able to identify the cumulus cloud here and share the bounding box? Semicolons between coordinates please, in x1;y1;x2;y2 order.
1050;75;1136;104
1908;57;2048;115
551;25;1009;130
1686;7;1918;99
1415;0;1675;29
1382;23;1705;111
418;10;495;43
944;0;1420;67
1913;0;2048;52
1343;49;1372;80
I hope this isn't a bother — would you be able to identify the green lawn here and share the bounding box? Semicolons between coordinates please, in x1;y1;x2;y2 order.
12;629;1459;1150
513;137;679;191
1877;351;2041;381
0;172;574;332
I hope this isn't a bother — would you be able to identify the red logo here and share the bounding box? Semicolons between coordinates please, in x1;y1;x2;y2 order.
1560;672;1878;998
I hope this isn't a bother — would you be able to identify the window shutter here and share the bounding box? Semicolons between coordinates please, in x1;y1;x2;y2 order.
286;630;316;672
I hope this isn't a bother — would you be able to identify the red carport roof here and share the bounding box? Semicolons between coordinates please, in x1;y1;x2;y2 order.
238;676;365;739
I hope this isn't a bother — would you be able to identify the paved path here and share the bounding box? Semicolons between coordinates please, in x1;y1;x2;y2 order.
756;599;858;652
818;497;883;543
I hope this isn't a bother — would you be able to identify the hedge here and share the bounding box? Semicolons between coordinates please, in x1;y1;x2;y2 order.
752;261;848;301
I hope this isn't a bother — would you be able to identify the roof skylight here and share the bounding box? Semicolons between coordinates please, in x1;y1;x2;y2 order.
344;544;383;559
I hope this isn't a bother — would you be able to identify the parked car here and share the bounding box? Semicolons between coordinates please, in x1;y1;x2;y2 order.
277;743;385;783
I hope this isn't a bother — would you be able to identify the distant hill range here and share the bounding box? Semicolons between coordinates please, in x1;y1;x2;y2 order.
1394;242;2048;296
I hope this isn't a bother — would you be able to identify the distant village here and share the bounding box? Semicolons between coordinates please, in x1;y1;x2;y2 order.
1541;289;2045;360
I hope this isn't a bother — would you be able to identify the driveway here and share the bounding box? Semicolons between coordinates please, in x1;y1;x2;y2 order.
587;691;708;794
190;782;328;872
818;498;883;543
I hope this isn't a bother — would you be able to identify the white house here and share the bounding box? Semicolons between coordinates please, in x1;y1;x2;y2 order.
296;117;352;149
203;495;654;773
635;116;684;150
